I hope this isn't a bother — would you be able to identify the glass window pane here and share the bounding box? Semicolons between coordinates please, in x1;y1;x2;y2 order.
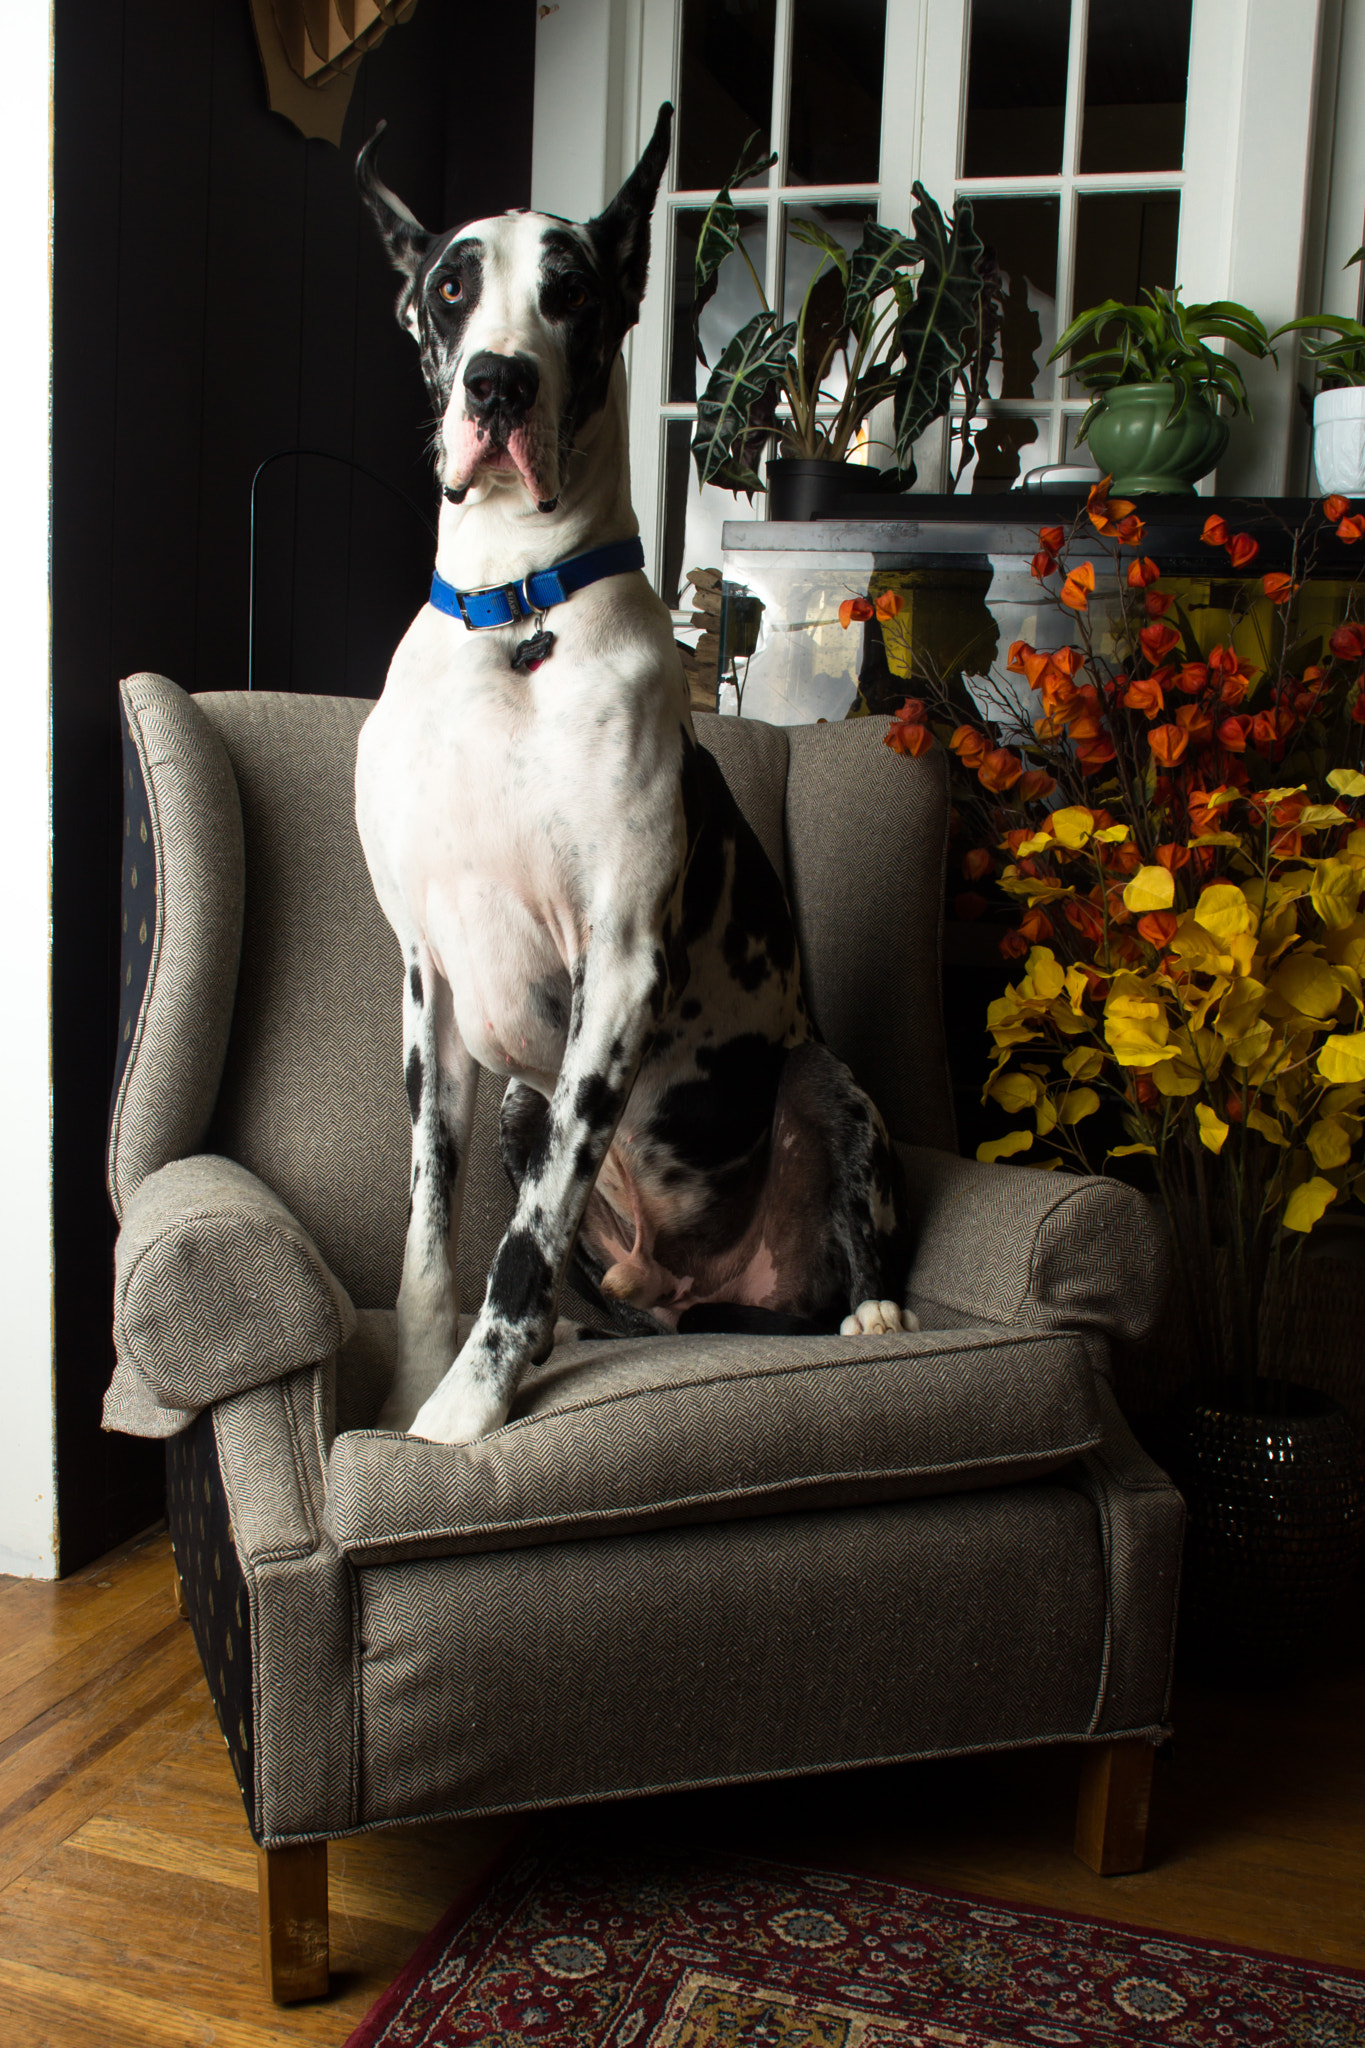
1080;0;1192;174
962;0;1071;179
678;0;778;192
966;196;1060;401
786;0;885;186
950;414;1047;494
662;419;759;610
1070;191;1180;348
670;209;769;403
1061;415;1103;475
782;202;877;411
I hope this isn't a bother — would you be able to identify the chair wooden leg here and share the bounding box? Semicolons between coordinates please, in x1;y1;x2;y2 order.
1074;1738;1155;1875
170;1560;189;1619
258;1841;329;2003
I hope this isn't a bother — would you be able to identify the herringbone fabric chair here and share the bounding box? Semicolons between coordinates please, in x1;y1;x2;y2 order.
106;673;1183;2004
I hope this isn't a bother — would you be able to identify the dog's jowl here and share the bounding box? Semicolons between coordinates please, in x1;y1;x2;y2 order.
355;104;915;1444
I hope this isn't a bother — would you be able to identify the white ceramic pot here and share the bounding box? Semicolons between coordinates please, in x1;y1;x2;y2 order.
1312;385;1365;495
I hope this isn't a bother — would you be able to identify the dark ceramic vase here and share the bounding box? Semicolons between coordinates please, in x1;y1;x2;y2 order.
1164;1380;1364;1683
765;457;883;521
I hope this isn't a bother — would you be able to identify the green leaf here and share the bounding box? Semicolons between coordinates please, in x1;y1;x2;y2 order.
788;216;851;283
691;310;795;492
693;133;776;365
845;219;919;340
891;186;985;469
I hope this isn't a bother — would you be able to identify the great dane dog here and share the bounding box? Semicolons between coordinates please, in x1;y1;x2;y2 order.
356;103;915;1445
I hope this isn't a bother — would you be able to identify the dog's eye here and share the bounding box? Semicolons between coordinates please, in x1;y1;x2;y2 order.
562;279;590;311
438;277;463;304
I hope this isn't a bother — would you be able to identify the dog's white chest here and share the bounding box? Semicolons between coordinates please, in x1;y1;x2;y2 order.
356;603;683;1082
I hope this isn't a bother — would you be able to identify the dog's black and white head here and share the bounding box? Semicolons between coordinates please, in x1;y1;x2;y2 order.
357;105;672;513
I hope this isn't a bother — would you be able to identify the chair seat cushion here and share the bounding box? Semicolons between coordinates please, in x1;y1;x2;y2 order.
322;1318;1105;1564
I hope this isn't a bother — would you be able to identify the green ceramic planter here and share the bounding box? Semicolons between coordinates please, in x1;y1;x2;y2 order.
1083;381;1230;495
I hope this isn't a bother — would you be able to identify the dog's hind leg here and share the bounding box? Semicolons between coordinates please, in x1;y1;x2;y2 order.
378;941;478;1429
776;1042;918;1338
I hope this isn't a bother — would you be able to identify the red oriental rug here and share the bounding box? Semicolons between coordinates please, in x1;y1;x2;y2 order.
344;1840;1365;2047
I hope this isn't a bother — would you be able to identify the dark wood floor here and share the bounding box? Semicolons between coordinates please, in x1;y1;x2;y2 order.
0;1527;1361;2045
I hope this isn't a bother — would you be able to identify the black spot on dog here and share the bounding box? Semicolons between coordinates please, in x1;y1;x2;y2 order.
648;948;669;1019
405;1045;423;1124
574;1137;598;1183
722;916;773;993
409;961;423;1006
433;1116;459;1233
532;976;570;1035
501;1085;551;1190
680;998;701;1021
487;1228;554;1325
609;1036;625;1067
650;1033;786;1173
575;1072;620;1133
568;958;586;1042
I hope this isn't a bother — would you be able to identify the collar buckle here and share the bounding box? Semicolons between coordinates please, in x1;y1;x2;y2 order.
456;580;528;630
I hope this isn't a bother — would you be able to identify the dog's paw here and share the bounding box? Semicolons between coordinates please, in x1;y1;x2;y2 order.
408;1376;508;1445
840;1299;920;1336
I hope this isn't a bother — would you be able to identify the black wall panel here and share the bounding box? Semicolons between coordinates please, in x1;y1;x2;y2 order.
51;0;535;1570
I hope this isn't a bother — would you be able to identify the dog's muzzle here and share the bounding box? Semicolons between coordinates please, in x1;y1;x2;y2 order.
463;350;540;433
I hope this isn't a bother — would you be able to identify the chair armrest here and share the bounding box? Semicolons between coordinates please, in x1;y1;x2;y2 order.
106;1154;356;1434
898;1145;1168;1345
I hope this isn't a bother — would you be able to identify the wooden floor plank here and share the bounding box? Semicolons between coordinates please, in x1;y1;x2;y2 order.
0;1527;1361;2048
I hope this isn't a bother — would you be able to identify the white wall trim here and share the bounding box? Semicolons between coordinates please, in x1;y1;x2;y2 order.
0;1;56;1580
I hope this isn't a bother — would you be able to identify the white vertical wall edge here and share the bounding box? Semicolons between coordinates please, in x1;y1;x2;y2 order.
532;0;631;222
0;2;56;1578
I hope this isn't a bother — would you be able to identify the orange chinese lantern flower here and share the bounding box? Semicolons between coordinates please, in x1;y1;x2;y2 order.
874;589;904;620
949;724;989;766
1030;550;1059;580
1330;621;1365;661
838;596;875;628
1123;674;1165;717
1322;494;1350;522
1060;561;1096;610
978;747;1024;792
1137;910;1179;948
1038;524;1066;554
1155;841;1191;871
1018;909;1055;943
893;696;927;722
1145;591;1175;618
1075;735;1118;774
999;928;1031;960
1270;827;1303;858
1176;702;1215;748
885;719;934;757
1176;661;1208;696
1261;572;1294;605
1139;620;1180;663
1064;683;1106;739
1133;1072;1158;1108
1017;768;1057;802
1225;1092;1243;1123
1087;481;1141;540
1201;514;1230;547
1217;714;1250;753
1063;895;1107;943
1006;639;1033;672
1226;532;1259;569
1126;556;1161;588
1148;723;1189;766
1337;514;1365;543
962;847;994;881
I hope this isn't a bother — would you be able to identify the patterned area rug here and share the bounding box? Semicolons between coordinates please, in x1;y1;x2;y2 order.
344;1840;1365;2047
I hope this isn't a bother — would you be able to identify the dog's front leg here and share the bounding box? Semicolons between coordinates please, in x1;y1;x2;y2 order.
378;942;478;1430
408;940;661;1443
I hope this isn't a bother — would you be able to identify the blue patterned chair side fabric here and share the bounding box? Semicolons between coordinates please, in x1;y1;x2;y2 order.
112;698;157;1122
166;1412;256;1832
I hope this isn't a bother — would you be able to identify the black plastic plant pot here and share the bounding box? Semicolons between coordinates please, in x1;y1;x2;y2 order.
765;457;883;522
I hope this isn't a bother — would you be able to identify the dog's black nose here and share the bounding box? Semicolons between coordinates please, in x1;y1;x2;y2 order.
463;350;539;423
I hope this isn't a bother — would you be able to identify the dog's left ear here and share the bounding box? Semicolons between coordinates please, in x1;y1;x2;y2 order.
356;121;433;337
588;102;674;326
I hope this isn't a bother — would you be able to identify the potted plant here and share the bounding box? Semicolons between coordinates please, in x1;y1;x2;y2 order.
864;483;1365;1675
1047;287;1275;495
689;136;994;518
1273;248;1365;496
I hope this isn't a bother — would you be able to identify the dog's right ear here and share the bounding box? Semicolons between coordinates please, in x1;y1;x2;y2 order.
357;122;433;338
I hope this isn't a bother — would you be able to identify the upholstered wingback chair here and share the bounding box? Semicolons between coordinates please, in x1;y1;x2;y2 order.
106;673;1182;2004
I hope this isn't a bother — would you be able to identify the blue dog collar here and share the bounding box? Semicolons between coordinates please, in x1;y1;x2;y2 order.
429;536;646;631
